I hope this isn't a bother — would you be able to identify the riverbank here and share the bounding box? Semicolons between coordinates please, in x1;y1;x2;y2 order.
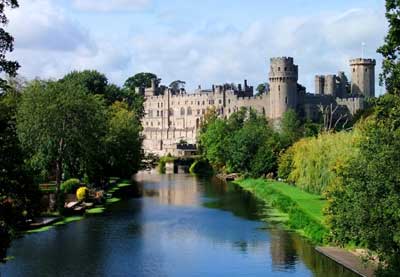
26;181;133;234
234;178;327;244
234;178;379;276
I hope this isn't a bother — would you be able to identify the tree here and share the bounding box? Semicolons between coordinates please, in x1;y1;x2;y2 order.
103;102;143;178
377;0;400;95
256;83;269;95
326;94;400;273
199;119;229;169
16;80;107;192
280;109;302;147
0;89;40;262
169;80;186;93
60;70;108;95
124;72;158;91
0;0;19;90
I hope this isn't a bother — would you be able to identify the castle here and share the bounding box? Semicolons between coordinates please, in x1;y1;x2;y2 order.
141;57;376;156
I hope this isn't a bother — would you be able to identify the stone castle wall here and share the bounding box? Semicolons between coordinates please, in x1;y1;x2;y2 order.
142;56;375;156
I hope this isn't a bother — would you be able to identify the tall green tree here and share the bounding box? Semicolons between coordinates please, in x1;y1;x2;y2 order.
16;80;107;192
124;72;158;91
256;83;268;95
103;102;143;178
377;0;400;95
0;90;40;262
0;0;20;90
280;109;302;147
326;94;400;273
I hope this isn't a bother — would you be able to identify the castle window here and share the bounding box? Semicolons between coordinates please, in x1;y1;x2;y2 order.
285;97;288;104
278;85;281;92
187;107;192;115
228;99;231;104
197;109;200;115
284;67;287;71
202;109;205;114
219;99;222;104
202;101;205;105
278;67;281;71
365;68;368;72
353;68;355;72
161;111;163;117
169;108;174;116
180;107;185;116
157;110;159;117
198;101;200;105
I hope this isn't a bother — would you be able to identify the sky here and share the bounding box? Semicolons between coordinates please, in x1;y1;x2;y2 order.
6;0;387;93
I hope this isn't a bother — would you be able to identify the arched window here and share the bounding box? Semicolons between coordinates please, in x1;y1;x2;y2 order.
180;107;185;116
169;108;174;116
196;118;200;129
187;107;192;115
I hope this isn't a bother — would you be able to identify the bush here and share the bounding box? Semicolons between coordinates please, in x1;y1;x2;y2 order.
76;187;88;202
277;147;294;180
158;156;175;174
60;178;81;194
189;159;213;175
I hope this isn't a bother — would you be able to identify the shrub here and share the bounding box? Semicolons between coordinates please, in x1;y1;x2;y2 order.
189;159;213;175
60;178;81;194
277;147;294;180
76;187;88;202
158;156;175;174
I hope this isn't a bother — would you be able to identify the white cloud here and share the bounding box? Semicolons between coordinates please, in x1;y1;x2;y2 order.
8;0;94;52
130;8;386;93
6;0;132;83
6;0;387;95
72;0;151;12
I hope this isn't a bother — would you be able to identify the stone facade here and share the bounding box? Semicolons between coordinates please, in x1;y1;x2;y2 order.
142;57;375;156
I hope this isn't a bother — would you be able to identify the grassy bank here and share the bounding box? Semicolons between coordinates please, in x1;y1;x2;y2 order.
234;178;327;244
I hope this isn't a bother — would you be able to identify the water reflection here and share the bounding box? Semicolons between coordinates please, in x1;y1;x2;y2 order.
1;173;358;277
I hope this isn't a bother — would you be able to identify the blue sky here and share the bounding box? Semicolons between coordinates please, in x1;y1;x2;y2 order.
8;0;387;93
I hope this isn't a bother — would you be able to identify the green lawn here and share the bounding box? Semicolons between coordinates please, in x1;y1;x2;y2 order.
238;179;326;224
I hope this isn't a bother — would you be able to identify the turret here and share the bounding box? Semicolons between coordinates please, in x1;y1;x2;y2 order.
315;75;325;95
324;75;337;96
350;58;376;98
268;57;298;119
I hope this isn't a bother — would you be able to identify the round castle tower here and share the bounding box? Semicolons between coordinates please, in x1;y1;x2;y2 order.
269;57;298;119
350;58;376;98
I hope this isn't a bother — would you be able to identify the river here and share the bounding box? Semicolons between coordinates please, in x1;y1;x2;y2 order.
0;173;358;276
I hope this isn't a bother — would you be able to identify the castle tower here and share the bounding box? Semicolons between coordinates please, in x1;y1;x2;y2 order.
324;75;337;96
315;75;325;95
337;71;349;98
350;58;376;98
269;57;298;119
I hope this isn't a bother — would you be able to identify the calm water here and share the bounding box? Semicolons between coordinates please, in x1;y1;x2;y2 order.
0;173;357;277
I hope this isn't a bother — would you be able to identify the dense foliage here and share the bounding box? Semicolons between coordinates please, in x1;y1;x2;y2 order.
0;90;40;262
102;102;143;178
378;0;400;95
17;80;108;191
279;131;360;195
200;108;283;177
0;0;19;90
326;94;400;273
60;178;81;194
